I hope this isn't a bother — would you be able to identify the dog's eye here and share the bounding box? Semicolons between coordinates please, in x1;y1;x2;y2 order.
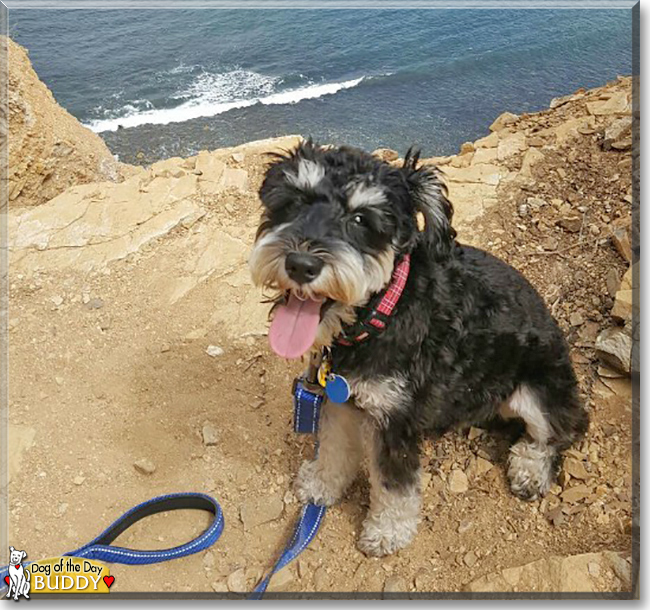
352;213;365;225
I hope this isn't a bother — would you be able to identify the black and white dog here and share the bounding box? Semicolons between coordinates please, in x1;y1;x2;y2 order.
249;140;589;557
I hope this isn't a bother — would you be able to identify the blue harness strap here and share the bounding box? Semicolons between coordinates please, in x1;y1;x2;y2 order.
1;377;327;598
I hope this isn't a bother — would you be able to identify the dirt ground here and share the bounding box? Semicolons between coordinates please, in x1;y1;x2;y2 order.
7;87;635;595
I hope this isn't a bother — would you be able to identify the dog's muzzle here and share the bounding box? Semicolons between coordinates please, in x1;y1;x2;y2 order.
285;252;324;285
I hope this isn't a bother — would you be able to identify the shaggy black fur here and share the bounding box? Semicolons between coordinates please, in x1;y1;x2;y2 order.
256;140;589;493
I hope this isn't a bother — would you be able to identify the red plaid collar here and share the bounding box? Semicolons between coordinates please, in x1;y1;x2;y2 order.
335;254;411;346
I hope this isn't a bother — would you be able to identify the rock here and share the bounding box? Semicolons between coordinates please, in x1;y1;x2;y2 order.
489;111;519;132
211;581;229;593
227;568;247;592
230;152;245;163
240;494;284;531
519;147;545;177
546;506;565;527
611;226;632;263
468;426;484;441
558;216;582;233
313;566;330;591
467;456;494;480
464;552;631;592
542;237;559;252
448;469;469;493
569;312;584;327
561;484;591;504
458;519;474;534
206;345;225;357
474;132;499;148
611;289;634;323
606;268;621;297
85;298;104;310
73;475;85;486
133;458;156;475
611;139;632;151
267;566;294;592
586;91;631;116
51;295;64;306
604;116;632;142
463;551;478;568
527;196;547;209
595;327;632;374
220;167;249;191
420;471;432;492
497;132;527;160
383;575;407;593
372;148;399;162
563;457;591;480
201;423;219;446
471;147;498;165
460;141;475;155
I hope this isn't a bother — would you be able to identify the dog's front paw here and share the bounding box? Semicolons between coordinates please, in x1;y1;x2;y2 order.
294;459;342;506
507;440;555;501
357;513;418;557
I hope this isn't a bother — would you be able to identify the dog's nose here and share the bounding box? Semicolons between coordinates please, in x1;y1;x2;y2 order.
285;253;324;285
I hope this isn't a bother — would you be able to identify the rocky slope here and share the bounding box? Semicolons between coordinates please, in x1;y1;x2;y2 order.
6;37;128;208
6;47;636;597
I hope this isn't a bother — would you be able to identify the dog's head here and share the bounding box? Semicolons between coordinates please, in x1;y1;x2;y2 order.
249;140;455;358
9;547;26;566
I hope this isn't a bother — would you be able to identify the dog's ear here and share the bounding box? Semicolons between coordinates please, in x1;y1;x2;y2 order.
20;551;26;561
9;546;14;553
401;148;456;260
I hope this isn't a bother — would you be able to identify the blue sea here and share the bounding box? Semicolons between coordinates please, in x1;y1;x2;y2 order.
9;9;633;164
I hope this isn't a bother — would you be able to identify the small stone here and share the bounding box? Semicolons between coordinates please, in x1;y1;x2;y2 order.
448;469;469;494
468;427;484;441
458;519;474;534
227;568;247;592
569;312;584;327
611;227;632;263
460;141;475;155
206;345;225;357
588;562;601;577
201;423;219;446
606;269;621;297
313;566;330;590
561;484;591;504
85;298;104;310
267;566;294;592
133;458;156;475
542;237;559;252
595;327;632;374
57;502;68;515
51;295;64;307
489;111;519;132
420;471;432;491
558;216;582;233
546;506;565;526
231;152;245;163
527;196;547;209
73;475;85;486
563;457;591;480
211;581;229;593
383;575;407;593
611;139;632;151
463;551;478;568
160;343;171;353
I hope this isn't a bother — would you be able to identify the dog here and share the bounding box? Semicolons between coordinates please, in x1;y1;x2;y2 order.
6;547;30;601
249;140;589;556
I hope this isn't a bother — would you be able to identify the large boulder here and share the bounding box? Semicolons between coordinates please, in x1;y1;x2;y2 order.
5;36;127;207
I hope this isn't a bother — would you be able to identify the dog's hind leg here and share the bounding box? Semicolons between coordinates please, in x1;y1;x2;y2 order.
294;400;364;506
357;418;421;557
501;383;587;501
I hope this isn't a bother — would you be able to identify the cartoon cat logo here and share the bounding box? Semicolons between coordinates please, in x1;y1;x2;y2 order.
5;547;30;601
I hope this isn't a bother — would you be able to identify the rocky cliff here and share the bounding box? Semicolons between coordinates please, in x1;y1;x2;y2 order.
7;43;636;596
6;37;128;208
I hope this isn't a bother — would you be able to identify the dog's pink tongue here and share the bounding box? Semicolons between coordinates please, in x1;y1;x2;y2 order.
269;294;322;359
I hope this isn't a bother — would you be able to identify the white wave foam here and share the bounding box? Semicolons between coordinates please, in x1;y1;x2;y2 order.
86;72;365;133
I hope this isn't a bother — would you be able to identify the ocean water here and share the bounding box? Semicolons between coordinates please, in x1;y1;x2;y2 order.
10;9;633;163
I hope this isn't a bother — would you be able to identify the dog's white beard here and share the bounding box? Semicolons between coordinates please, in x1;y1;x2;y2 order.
249;226;396;349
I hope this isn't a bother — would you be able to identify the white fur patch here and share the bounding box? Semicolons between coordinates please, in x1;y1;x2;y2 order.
350;374;410;427
347;183;386;210
285;159;325;190
358;420;420;556
500;384;551;443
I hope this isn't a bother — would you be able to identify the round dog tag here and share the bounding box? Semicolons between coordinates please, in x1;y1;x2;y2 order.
325;374;351;403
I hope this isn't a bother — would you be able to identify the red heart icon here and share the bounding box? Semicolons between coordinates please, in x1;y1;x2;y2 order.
3;576;9;586
103;575;115;589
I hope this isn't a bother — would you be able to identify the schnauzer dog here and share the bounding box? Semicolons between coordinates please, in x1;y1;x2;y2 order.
249;140;588;557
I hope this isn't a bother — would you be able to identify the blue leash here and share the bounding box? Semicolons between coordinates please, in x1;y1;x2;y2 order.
1;376;325;597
